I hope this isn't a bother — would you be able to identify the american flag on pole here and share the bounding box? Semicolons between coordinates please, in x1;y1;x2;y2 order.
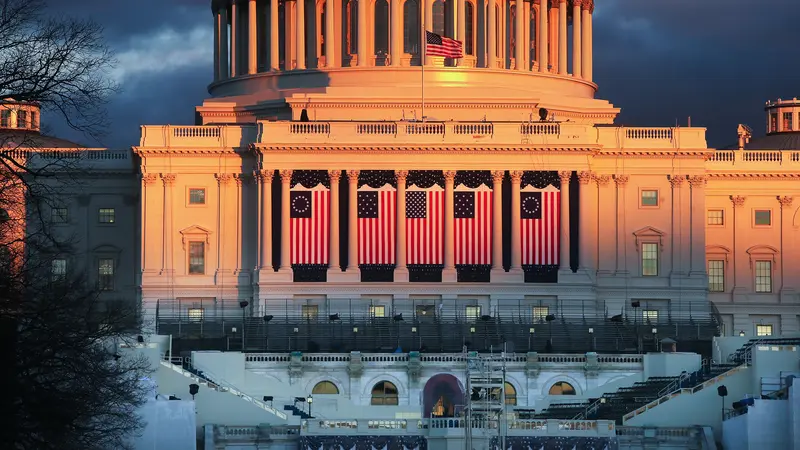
406;185;444;265
358;185;396;265
290;184;329;265
521;185;560;265
425;31;463;58
454;185;492;265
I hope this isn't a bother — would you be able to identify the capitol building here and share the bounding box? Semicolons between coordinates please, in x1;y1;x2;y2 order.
5;0;800;448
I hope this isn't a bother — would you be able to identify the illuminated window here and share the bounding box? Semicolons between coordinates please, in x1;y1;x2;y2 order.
756;324;773;337
369;305;385;318
707;210;724;226
770;113;778;132
188;241;205;275
491;382;517;405
783;112;793;131
312;381;340;395
755;261;772;293
17;110;27;128
52;207;68;224
51;259;67;281
416;304;435;318
0;110;9;127
642;243;658;276
371;381;399;405
533;306;549;322
188;308;204;322
188;188;206;205
98;258;114;291
465;305;481;321
549;381;576;396
642;310;658;322
641;190;658;207
30;111;37;129
708;260;724;292
98;208;115;224
754;210;771;226
302;305;319;320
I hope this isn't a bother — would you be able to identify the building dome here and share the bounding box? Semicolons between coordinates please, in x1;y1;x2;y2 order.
724;98;800;150
202;0;618;124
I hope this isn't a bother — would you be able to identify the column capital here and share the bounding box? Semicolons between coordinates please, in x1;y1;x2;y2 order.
347;170;360;182
558;171;572;184
255;169;274;183
581;0;594;12
688;175;707;187
491;170;505;183
328;169;342;183
549;0;560;7
594;174;611;186
280;169;293;183
395;170;409;183
444;170;457;182
730;195;746;208
161;173;177;186
577;171;594;184
614;174;630;186
141;173;158;186
778;196;794;208
668;175;685;188
234;174;246;186
509;170;524;183
216;173;234;186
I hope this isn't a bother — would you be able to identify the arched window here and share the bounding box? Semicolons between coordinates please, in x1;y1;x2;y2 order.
509;4;516;57
491;381;517;405
549;381;576;395
465;1;474;55
432;0;445;36
371;381;399;405
346;0;358;55
529;5;537;64
403;0;420;54
319;1;327;57
374;0;389;56
312;381;339;394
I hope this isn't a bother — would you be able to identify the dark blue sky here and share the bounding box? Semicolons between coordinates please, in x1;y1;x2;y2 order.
47;0;800;149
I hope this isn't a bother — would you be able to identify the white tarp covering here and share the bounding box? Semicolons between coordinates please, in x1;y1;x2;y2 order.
133;378;197;450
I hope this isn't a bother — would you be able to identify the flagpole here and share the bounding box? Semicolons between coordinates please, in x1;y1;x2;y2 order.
421;14;425;122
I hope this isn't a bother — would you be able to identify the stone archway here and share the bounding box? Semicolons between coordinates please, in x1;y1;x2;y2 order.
422;373;465;418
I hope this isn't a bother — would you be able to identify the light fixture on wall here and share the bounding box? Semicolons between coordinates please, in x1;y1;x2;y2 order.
739;330;746;337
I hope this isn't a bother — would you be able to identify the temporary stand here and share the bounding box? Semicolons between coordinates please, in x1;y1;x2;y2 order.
464;346;508;450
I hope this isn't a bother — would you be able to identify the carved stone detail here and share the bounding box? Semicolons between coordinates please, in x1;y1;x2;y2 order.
730;195;746;208
688;175;707;187
141;173;158;187
255;169;273;183
510;170;524;183
347;170;360;182
491;170;505;183
595;174;611;186
279;170;293;183
581;0;594;12
558;171;572;184
778;196;794;208
668;175;685;188
443;170;457;182
395;170;409;183
328;169;342;183
577;171;593;184
614;175;630;186
161;173;176;186
215;173;233;186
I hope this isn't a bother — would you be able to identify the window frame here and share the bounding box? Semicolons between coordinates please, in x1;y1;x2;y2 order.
187;187;207;206
753;209;772;227
188;241;205;275
639;189;660;208
706;209;724;227
188;307;205;323
370;381;399;406
98;207;116;224
302;304;319;320
51;258;67;282
97;257;115;291
51;207;69;224
707;259;725;292
754;260;773;293
369;305;386;318
642;309;659;322
783;112;793;131
641;242;659;276
756;324;773;337
465;305;481;321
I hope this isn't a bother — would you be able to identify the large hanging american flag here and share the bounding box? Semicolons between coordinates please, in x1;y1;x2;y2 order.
521;185;560;265
290;184;330;265
454;184;492;265
406;184;444;265
358;185;396;265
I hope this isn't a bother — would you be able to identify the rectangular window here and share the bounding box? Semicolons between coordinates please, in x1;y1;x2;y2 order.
641;190;659;207
0;110;9;127
51;259;67;281
188;241;205;275
369;305;385;318
532;306;549;322
642;243;659;276
51;207;68;224
17;110;27;128
642;310;659;322
707;210;724;226
754;210;771;226
30;111;37;129
770;113;778;133
301;305;319;320
188;188;206;205
755;261;772;293
98;258;114;291
188;308;205;323
465;306;481;321
708;260;725;292
98;208;115;224
756;324;773;337
783;112;793;131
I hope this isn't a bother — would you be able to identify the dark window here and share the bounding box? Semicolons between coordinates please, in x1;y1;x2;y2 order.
189;188;206;205
188;242;205;275
98;258;114;291
371;381;399;405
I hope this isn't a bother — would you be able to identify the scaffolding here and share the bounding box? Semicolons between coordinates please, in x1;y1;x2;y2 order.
464;347;508;450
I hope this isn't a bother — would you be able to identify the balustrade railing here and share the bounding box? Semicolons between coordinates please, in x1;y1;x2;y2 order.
707;150;800;168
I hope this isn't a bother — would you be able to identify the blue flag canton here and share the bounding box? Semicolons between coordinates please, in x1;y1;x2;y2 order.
426;31;442;46
358;191;379;218
454;192;475;219
406;191;427;218
521;192;542;219
290;191;312;218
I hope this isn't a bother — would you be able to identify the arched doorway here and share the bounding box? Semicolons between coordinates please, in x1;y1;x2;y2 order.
422;373;465;418
549;381;576;395
312;381;339;394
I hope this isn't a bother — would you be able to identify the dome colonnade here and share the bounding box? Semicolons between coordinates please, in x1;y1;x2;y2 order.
210;0;594;80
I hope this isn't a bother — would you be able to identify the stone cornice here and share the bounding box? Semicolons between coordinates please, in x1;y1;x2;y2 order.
595;150;712;158
133;147;245;155
707;173;800;179
254;145;599;153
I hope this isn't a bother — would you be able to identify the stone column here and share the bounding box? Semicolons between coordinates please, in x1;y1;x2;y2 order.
347;170;360;273
325;0;336;67
396;170;409;282
778;196;794;295
214;9;221;81
161;174;176;274
577;171;595;273
391;0;402;66
688;176;707;277
614;175;629;275
491;171;504;274
425;0;434;66
357;0;367;66
215;174;233;274
141;174;158;272
558;171;571;272
296;0;306;69
533;0;541;69
284;2;294;70
549;0;558;71
572;0;580;77
279;170;293;271
258;170;274;270
595;174;613;274
487;0;497;68
271;0;280;70
515;0;524;70
580;1;590;81
669;176;685;277
585;3;592;81
443;170;457;282
510;171;524;272
538;0;548;72
231;0;239;77
248;0;258;74
558;0;567;74
328;170;342;273
730;195;746;295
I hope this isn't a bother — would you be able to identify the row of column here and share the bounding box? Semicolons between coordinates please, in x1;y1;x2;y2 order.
213;0;594;81
255;169;574;278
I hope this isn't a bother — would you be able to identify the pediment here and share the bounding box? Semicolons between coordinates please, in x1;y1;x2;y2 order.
746;245;778;256
179;225;212;248
632;226;665;238
706;245;731;254
92;244;122;254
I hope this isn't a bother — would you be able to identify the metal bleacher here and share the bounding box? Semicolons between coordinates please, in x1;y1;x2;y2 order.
154;298;721;356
